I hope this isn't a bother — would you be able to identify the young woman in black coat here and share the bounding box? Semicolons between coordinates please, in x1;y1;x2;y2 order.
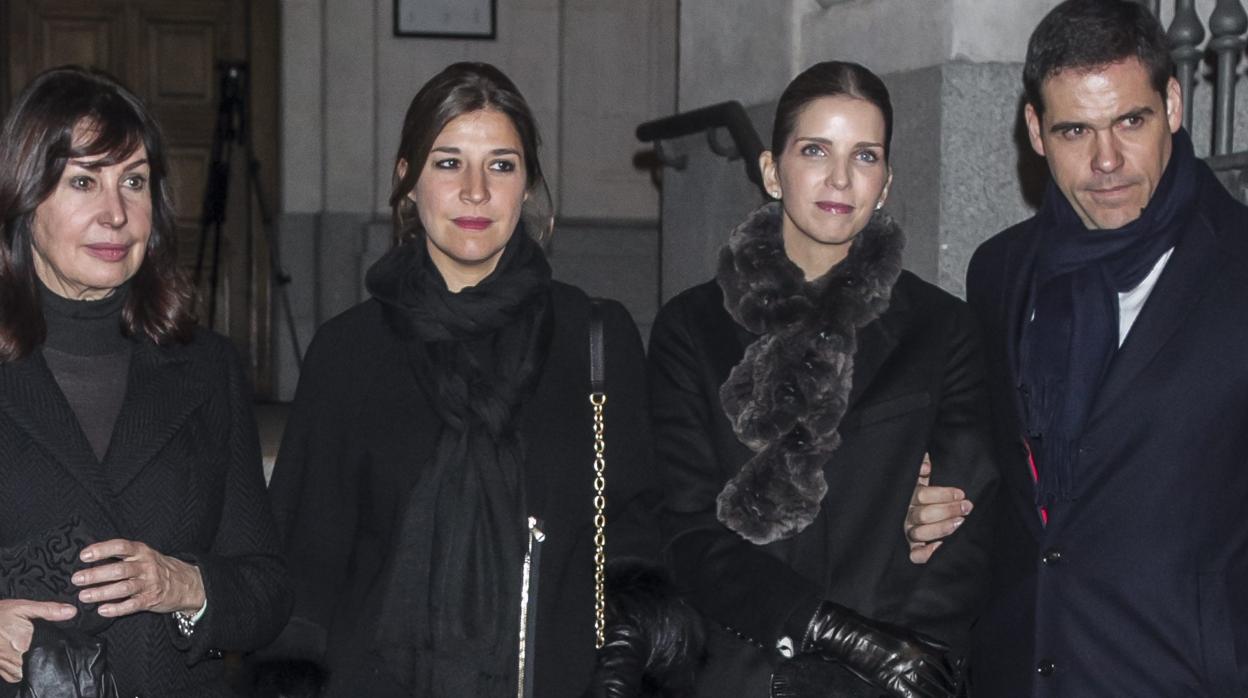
0;67;290;697
648;61;997;698
265;63;696;698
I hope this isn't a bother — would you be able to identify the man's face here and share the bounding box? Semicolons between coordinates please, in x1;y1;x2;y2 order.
1025;58;1182;230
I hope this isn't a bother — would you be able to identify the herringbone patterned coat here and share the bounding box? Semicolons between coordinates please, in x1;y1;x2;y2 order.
0;329;291;697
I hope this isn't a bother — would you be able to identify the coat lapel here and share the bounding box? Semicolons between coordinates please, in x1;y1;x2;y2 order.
1089;213;1217;423
845;286;908;410
0;352;114;509
102;340;206;494
998;227;1046;539
1003;228;1041;428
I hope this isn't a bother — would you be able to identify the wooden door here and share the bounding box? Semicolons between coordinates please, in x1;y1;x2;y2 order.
3;0;279;396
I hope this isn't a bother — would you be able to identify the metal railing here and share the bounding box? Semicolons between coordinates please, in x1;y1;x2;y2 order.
638;3;1248;205
634;101;766;195
1164;0;1247;156
1157;0;1248;203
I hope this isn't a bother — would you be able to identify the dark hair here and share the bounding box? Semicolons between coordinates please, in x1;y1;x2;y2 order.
389;62;551;245
1024;0;1173;117
771;61;893;162
0;66;194;360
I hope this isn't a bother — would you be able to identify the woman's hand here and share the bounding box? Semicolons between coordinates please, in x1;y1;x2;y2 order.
803;600;956;698
72;539;206;618
0;599;77;683
905;455;973;564
581;622;648;698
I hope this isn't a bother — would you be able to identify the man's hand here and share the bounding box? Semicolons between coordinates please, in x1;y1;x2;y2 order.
905;455;973;564
0;599;77;683
73;539;206;618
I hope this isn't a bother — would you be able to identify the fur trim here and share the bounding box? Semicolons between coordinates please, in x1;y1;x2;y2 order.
715;202;904;544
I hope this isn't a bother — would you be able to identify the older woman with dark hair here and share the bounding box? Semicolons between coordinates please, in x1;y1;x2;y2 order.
649;61;997;697
0;66;290;696
264;61;697;698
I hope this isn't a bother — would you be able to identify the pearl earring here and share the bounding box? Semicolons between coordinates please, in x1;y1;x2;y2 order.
874;201;884;211
770;190;781;199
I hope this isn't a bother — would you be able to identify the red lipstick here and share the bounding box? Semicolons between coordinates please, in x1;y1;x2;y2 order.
453;217;492;230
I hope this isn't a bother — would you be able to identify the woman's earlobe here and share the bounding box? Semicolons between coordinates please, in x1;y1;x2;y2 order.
759;151;781;199
875;170;893;210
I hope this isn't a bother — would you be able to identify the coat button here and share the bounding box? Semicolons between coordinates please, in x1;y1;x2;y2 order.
1037;659;1056;676
1041;547;1063;565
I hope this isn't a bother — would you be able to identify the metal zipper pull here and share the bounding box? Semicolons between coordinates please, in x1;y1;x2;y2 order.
517;516;545;698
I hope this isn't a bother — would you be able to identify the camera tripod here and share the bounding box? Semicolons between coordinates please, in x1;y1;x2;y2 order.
195;61;303;364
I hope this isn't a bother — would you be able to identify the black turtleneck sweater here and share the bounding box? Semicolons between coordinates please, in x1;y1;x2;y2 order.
39;283;133;462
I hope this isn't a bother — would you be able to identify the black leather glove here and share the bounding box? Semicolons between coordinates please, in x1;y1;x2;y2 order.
581;622;647;698
579;559;706;698
18;622;119;698
800;601;955;698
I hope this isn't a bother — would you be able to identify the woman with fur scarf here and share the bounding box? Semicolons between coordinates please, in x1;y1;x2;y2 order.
648;61;997;698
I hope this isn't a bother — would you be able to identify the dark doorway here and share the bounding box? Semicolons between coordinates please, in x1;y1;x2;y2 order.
4;0;280;395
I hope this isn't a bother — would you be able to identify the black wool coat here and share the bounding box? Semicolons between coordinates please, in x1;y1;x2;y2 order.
966;163;1248;696
0;330;291;697
267;282;660;698
648;271;998;696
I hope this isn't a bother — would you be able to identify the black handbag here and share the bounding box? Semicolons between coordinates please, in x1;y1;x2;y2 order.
770;654;968;698
770;655;884;698
579;301;707;698
0;519;119;698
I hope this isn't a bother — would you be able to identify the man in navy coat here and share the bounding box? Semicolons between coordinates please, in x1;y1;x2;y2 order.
955;0;1248;694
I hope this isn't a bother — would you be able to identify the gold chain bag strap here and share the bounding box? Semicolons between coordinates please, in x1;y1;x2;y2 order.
588;300;607;649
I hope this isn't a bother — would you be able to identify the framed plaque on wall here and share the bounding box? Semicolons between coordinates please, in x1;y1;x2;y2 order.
394;0;496;39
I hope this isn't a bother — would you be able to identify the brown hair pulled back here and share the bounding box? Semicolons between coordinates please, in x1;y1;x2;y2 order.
771;61;894;163
389;62;552;246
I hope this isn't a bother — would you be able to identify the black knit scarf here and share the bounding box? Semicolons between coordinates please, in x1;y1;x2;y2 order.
716;202;903;545
364;226;552;694
1020;129;1198;506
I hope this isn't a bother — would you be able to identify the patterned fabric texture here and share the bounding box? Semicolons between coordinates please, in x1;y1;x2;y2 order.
0;517;111;635
0;330;290;698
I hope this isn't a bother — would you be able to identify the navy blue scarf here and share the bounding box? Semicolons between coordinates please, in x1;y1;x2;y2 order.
1020;129;1198;506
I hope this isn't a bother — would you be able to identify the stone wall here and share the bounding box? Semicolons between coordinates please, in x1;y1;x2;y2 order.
268;0;1247;397
662;0;1248;303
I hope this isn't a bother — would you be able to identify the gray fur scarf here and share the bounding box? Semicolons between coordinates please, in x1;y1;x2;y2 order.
716;201;904;545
